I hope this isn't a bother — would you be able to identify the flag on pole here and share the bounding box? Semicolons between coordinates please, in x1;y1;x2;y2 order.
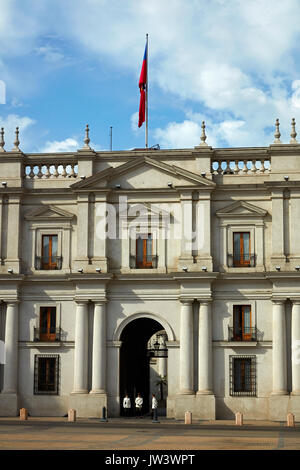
138;40;147;128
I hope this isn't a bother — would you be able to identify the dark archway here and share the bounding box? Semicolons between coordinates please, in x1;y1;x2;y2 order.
119;317;166;416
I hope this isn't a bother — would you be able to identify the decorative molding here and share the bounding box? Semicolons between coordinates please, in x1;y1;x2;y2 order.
216;200;268;218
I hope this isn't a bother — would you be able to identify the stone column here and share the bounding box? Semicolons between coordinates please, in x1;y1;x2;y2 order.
197;301;213;395
90;301;107;394
73;301;89;394
291;300;300;395
271;190;285;265
76;194;89;264
0;195;2;262
272;300;288;395
2;302;19;394
195;194;213;270
93;194;110;271
179;300;194;394
290;190;300;262
179;192;193;263
6;195;21;272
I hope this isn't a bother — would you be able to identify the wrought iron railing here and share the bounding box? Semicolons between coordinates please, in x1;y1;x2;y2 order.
227;253;256;267
33;327;62;342
35;256;63;270
228;326;257;342
130;254;158;269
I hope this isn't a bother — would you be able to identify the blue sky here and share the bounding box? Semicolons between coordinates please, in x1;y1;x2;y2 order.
1;0;300;153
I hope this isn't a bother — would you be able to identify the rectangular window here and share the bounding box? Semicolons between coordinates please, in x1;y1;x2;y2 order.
230;355;256;396
34;355;59;395
233;305;252;341
136;234;153;268
39;307;57;341
233;232;250;267
41;235;58;270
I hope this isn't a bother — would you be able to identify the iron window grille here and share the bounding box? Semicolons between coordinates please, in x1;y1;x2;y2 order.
229;355;256;397
34;354;60;395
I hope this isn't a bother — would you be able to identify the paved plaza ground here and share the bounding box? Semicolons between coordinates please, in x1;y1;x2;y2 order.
0;417;299;451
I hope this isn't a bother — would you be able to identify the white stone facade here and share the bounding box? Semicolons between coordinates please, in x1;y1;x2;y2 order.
1;129;300;420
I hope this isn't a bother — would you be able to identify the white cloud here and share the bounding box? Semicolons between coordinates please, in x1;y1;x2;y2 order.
291;81;300;109
154;120;202;149
35;45;64;63
1;0;300;146
41;138;79;153
130;111;140;132
0;114;35;150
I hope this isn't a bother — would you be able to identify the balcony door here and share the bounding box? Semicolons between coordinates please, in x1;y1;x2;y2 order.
233;232;250;267
233;305;251;341
42;234;58;270
136;234;153;268
40;307;56;342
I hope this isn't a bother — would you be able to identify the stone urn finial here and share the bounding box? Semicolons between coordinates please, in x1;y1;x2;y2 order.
83;124;91;149
274;118;282;144
290;118;298;143
200;121;208;146
13;126;20;151
0;127;5;152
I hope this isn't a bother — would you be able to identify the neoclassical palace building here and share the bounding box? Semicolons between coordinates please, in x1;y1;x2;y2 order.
1;120;300;420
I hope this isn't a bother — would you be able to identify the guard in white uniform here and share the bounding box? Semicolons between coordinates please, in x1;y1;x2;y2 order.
135;393;143;418
151;393;158;419
123;394;131;417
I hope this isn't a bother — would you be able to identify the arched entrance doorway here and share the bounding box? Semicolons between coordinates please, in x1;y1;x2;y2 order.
119;317;168;416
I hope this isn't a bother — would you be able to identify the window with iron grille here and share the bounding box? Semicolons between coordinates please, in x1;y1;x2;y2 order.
229;355;256;396
34;355;59;395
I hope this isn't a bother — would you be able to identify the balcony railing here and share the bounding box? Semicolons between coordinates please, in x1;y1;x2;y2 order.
130;255;158;269
212;158;271;175
34;327;62;342
35;256;63;270
228;326;257;342
227;253;256;267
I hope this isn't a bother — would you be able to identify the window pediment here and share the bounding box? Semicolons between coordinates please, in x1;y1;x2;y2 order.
25;205;75;222
216;201;267;218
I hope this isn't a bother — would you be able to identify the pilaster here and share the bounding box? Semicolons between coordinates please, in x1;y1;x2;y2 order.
271;299;288;395
72;300;89;394
179;299;194;394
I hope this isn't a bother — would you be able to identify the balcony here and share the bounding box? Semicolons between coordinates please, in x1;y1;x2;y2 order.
130;255;158;269
227;253;256;268
228;326;257;342
34;327;62;342
35;256;63;270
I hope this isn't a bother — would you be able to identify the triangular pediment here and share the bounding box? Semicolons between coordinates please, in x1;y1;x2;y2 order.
71;157;216;191
25;205;75;221
121;202;172;220
216;201;267;218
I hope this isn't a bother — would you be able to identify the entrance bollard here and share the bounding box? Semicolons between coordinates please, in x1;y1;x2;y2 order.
100;406;108;422
68;409;76;422
152;408;160;423
235;412;243;426
185;411;192;424
287;413;295;427
20;408;28;420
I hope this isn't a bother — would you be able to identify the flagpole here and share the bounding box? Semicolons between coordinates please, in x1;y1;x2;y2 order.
145;33;148;148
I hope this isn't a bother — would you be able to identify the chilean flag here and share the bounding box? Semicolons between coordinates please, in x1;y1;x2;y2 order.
138;41;147;128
